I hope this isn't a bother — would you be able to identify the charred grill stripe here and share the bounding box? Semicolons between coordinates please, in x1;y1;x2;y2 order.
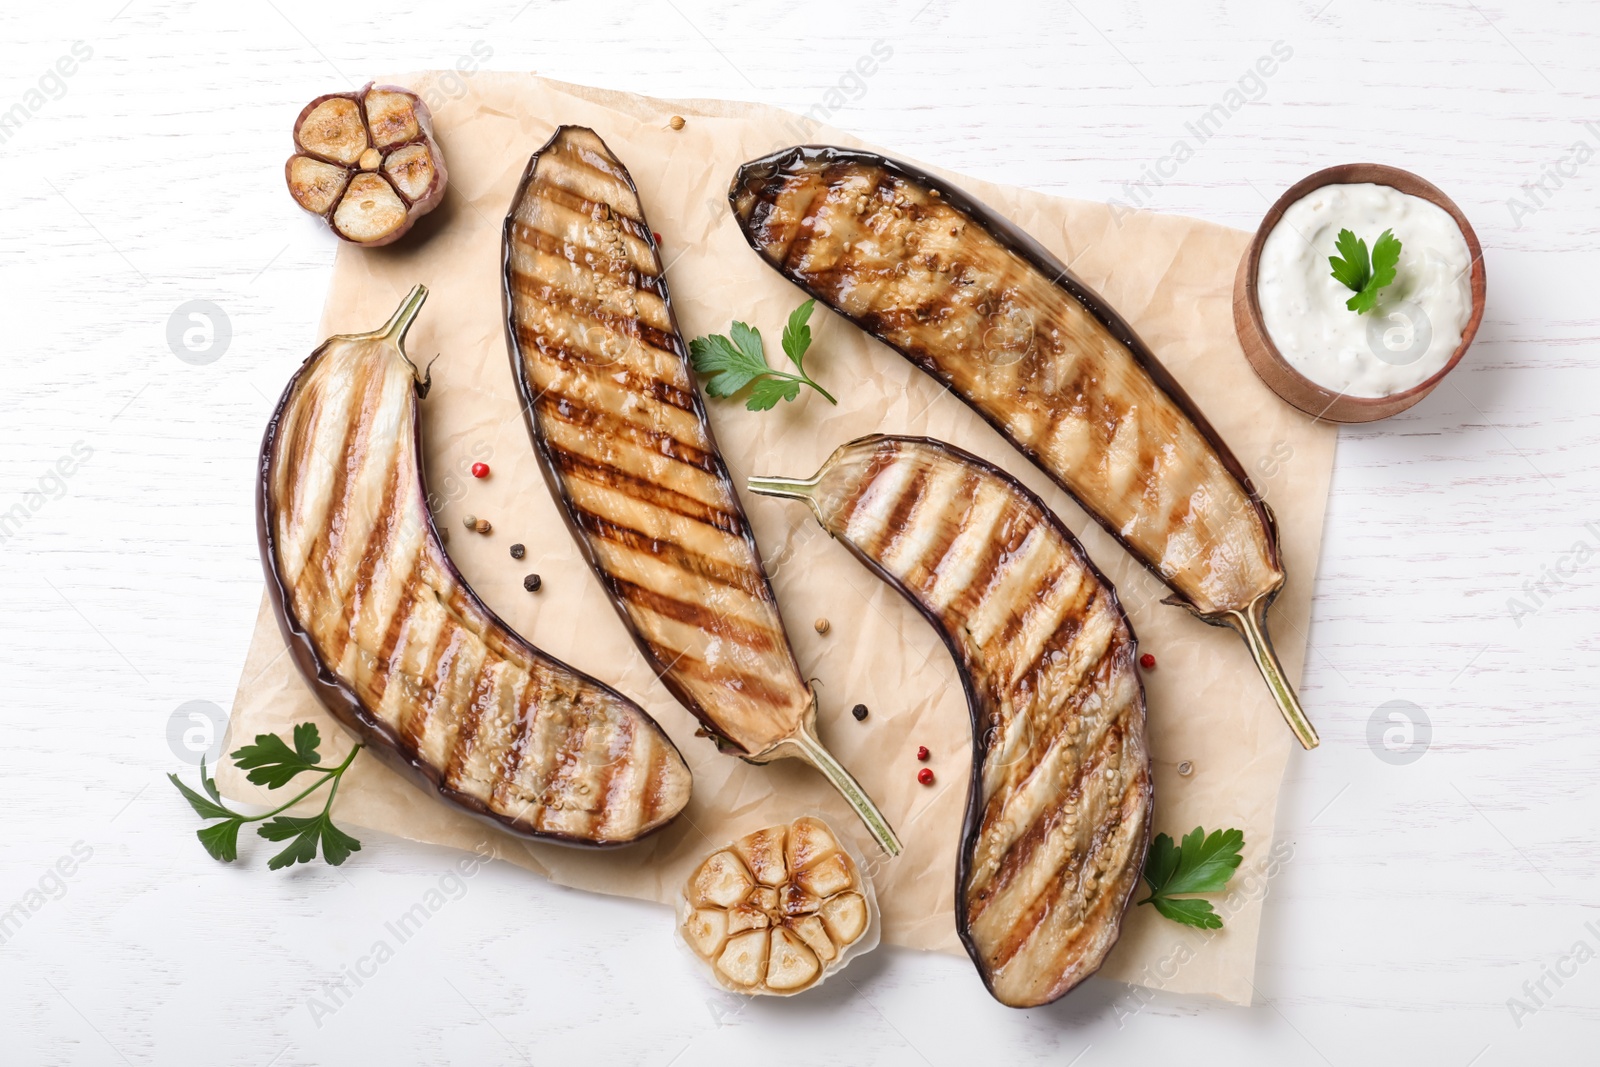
536;392;715;474
507;273;682;358
403;617;461;752
511;323;693;406
567;505;765;600
442;661;496;793
509;220;662;297
554;448;743;536
610;577;781;656
874;466;931;570
974;719;1128;957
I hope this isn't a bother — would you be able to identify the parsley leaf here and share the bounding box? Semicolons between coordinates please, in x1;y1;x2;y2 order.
168;724;363;870
689;301;837;411
1137;826;1246;929
1329;227;1402;314
231;721;324;789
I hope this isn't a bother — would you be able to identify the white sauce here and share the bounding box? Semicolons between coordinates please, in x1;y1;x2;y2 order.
1257;182;1472;398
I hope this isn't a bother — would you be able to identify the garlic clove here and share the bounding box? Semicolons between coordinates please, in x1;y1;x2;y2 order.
383;142;437;202
690;850;754;909
790;914;837;962
735;825;788;887
683;908;728;959
363;88;421;149
820;892;868;946
295;96;368;165
787;815;838;873
794;852;853;898
286;155;350;216
332;173;408;244
765;928;821;991
717;929;769;988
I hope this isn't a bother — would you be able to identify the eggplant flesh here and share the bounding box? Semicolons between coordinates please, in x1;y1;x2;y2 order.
502;127;899;854
749;435;1151;1008
731;146;1317;749
259;285;691;846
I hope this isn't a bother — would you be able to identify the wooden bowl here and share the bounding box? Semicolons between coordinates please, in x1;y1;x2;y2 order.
1232;163;1486;423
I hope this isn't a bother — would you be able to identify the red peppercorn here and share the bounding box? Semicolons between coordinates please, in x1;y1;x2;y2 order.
917;768;934;786
652;231;663;244
471;462;490;479
1140;653;1156;669
916;745;929;762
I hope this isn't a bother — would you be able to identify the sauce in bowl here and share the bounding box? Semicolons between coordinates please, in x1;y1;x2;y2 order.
1256;182;1473;398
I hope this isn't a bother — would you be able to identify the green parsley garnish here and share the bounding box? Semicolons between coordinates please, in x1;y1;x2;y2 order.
689;300;837;411
1137;826;1245;929
168;722;362;870
1328;227;1401;314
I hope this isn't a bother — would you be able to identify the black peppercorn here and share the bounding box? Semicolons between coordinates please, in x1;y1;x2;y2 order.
851;703;868;722
510;543;525;560
523;574;542;592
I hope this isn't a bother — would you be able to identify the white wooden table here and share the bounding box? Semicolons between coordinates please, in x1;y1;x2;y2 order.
3;1;1596;1063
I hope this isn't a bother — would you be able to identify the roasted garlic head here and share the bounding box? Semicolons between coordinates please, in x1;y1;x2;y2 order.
285;83;447;246
681;817;877;995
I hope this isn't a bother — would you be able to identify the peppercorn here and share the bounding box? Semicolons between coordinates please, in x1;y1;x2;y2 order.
916;745;929;762
523;574;542;592
1139;652;1156;669
462;514;477;531
652;231;662;244
814;618;830;635
475;518;492;535
1177;760;1194;777
471;462;490;479
510;543;526;560
668;115;685;130
917;768;935;786
851;703;868;722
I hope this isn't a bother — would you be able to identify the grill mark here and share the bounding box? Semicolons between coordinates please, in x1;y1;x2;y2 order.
986;748;1141;978
336;432;409;676
554;449;743;536
546;143;645;212
491;669;538;809
509;219;663;298
592;712;634;838
538;698;599;827
368;553;421;705
973;704;1128;933
442;661;494;792
666;650;800;712
611;576;781;656
299;361;382;665
508;273;681;357
527;178;646;236
538;392;715;473
568;505;765;600
403;618;460;751
876;466;930;563
834;447;902;532
514;327;695;411
890;468;978;588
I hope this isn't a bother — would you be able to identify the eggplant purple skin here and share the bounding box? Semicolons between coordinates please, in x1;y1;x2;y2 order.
815;434;1152;1006
500;125;762;757
255;350;673;850
728;145;1285;625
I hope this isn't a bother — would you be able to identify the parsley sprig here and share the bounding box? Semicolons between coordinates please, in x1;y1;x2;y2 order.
689;300;837;411
1328;227;1402;314
1137;826;1245;929
168;723;362;870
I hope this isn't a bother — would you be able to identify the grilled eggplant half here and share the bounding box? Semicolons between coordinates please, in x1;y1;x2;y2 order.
731;146;1318;750
502;127;899;854
749;435;1151;1007
260;285;691;846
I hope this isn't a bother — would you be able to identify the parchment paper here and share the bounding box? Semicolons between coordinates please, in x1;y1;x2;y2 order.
222;72;1336;1006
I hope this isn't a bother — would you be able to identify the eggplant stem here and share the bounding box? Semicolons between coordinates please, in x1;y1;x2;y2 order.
782;723;902;857
1229;598;1319;750
374;283;430;361
746;474;824;520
